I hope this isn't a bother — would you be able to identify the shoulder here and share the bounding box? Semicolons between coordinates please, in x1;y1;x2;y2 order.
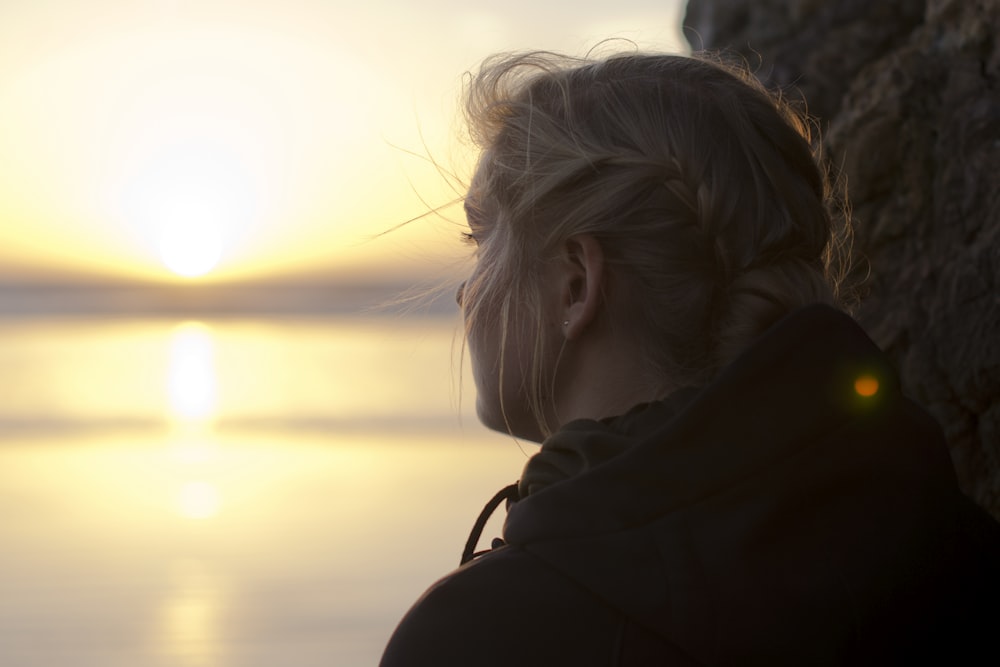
380;546;624;666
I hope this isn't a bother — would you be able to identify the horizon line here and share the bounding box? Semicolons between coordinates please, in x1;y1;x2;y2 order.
0;280;458;318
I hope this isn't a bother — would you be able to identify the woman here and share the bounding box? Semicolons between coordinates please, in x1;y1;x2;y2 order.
381;50;1000;665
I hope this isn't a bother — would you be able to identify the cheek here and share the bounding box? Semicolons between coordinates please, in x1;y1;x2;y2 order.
462;287;507;421
466;305;552;439
465;318;493;381
460;261;494;365
466;318;504;430
461;282;496;384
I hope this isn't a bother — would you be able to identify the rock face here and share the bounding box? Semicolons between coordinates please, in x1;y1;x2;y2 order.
684;0;1000;517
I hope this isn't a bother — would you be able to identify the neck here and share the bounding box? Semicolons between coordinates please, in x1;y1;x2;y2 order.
549;326;670;428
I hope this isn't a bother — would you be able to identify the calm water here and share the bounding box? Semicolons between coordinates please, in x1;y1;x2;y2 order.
0;316;528;666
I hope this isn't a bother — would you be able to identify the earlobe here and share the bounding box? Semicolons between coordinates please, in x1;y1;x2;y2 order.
561;234;604;340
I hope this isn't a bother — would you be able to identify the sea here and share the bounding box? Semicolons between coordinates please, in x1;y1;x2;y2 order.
0;310;529;666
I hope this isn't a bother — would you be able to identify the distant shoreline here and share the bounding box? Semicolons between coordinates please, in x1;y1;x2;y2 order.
0;281;457;318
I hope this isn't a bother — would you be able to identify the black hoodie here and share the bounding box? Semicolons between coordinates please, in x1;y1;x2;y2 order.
381;306;1000;666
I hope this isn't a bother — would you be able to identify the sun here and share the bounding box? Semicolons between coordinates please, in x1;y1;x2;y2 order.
157;212;224;278
118;139;254;279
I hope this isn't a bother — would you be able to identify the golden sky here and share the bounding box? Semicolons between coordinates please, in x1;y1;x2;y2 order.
0;0;688;284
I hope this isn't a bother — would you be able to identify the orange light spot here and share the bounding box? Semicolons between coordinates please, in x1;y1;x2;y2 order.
854;375;879;397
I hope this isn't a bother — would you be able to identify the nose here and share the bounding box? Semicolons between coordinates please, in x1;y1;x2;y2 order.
455;282;465;307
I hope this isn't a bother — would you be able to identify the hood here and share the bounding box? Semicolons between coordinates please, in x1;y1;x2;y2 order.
501;304;964;663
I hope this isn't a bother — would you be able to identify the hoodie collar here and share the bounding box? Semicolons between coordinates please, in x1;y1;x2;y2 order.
517;387;702;498
504;305;896;545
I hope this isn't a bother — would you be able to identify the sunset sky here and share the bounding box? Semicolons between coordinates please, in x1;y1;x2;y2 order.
0;0;688;285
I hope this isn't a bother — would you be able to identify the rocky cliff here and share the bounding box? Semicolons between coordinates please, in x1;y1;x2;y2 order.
684;0;1000;517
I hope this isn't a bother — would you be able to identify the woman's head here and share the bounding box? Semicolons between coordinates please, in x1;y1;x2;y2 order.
459;50;852;440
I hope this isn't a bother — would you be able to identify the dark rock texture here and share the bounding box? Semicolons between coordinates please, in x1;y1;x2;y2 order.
684;0;1000;517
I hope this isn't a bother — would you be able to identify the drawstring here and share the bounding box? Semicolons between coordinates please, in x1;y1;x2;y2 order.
460;482;520;565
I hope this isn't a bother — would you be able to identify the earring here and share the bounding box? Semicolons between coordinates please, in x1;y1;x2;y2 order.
562;320;569;327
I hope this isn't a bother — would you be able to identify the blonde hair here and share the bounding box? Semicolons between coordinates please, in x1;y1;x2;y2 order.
460;50;853;436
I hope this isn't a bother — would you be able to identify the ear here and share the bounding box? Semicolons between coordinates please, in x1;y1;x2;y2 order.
559;234;604;341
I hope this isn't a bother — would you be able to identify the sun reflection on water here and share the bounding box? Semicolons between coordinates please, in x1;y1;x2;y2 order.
177;481;222;520
170;437;219;465
161;560;223;667
168;322;217;424
166;322;224;522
